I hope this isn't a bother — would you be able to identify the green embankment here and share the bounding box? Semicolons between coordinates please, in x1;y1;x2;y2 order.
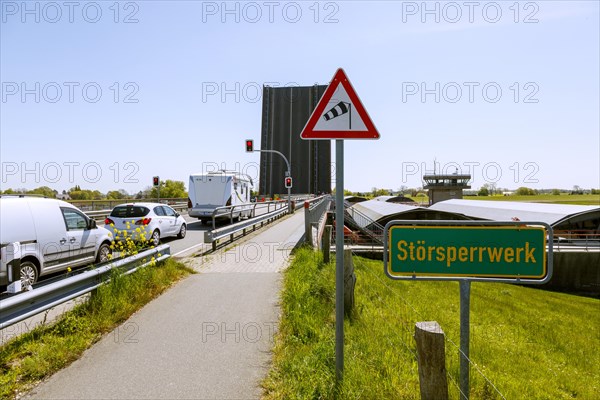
263;248;600;399
470;194;599;206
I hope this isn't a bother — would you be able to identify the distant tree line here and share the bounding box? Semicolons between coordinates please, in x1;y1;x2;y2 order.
334;186;428;198
474;185;599;196
337;185;600;198
0;179;188;200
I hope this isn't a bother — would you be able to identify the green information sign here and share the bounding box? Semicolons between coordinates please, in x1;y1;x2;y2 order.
385;222;551;282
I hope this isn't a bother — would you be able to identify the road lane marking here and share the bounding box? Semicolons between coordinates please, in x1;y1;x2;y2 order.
172;243;207;257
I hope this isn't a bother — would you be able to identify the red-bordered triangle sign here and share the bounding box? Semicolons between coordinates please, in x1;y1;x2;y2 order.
301;68;380;140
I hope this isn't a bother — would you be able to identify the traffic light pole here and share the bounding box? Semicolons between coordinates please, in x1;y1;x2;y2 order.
253;149;292;214
153;177;160;203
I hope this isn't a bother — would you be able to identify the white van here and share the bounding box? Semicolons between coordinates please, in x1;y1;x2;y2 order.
0;196;113;288
188;171;253;224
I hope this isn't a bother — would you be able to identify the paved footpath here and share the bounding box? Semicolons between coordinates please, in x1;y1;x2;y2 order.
24;211;306;400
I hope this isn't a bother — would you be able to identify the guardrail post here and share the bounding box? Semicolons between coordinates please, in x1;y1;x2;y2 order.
322;225;332;263
415;321;449;400
304;201;312;246
310;223;318;248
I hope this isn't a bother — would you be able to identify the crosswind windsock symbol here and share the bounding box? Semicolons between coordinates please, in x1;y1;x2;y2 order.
323;101;353;129
323;101;350;121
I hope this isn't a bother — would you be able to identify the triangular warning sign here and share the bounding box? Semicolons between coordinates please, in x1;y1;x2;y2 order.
301;68;380;140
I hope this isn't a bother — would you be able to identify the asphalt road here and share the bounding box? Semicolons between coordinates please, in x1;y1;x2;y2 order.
161;215;210;258
0;206;287;346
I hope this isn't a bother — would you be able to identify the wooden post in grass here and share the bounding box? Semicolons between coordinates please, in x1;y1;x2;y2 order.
415;321;449;400
343;249;356;316
322;225;332;263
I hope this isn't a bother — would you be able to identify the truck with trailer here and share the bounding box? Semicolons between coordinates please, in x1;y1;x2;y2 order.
188;171;254;225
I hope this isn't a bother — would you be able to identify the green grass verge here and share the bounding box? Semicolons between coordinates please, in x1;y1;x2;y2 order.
0;258;194;400
263;248;600;399
470;194;600;206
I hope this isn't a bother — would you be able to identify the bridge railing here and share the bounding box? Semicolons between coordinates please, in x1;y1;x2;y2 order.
553;230;600;250
69;198;188;211
204;203;290;251
210;200;288;229
344;206;385;245
201;196;312;251
304;195;332;247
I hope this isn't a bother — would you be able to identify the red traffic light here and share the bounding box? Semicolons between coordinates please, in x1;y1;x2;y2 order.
284;177;293;189
153;176;160;187
245;140;254;152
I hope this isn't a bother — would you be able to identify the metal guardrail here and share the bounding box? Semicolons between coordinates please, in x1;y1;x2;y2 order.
204;204;290;251
0;244;171;329
209;200;288;229
553;230;600;250
86;203;188;221
69;198;188;212
304;195;331;246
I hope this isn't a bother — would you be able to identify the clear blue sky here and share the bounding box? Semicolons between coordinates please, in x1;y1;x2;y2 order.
1;0;599;194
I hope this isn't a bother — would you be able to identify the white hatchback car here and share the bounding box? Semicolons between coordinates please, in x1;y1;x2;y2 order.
104;203;187;246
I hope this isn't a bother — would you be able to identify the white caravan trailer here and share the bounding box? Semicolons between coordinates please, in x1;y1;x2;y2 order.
188;171;254;224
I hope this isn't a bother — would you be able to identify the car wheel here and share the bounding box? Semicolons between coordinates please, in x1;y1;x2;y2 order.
20;261;38;287
177;224;187;239
151;230;160;246
96;243;111;264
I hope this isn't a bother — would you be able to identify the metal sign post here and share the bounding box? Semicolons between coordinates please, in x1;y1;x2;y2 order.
335;139;344;381
459;280;471;400
301;68;380;383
